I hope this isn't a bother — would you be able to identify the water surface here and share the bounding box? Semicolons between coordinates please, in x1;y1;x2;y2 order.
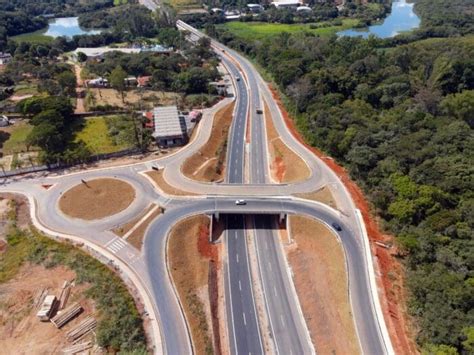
43;17;101;38
338;0;420;38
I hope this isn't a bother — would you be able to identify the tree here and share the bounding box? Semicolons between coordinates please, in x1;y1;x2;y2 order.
76;51;88;63
109;65;127;103
57;71;77;97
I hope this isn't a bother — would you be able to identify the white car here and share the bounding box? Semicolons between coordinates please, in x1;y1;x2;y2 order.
235;199;246;205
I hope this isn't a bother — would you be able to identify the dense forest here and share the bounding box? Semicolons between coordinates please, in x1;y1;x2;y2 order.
213;2;474;353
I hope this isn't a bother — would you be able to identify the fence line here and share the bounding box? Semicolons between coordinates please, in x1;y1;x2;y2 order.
2;147;141;178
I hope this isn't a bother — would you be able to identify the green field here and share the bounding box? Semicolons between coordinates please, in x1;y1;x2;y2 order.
74;116;132;154
220;19;360;41
11;31;53;44
0;122;34;155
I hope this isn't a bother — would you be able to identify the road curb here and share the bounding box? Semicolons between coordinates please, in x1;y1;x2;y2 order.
7;190;164;355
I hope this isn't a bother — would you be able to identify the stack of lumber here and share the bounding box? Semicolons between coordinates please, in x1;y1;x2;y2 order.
51;303;82;328
66;316;97;342
62;341;93;354
34;288;48;310
58;281;71;310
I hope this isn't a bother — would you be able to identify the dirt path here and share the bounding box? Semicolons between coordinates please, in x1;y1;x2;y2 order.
73;64;86;114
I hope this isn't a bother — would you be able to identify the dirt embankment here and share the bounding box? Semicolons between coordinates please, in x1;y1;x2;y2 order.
286;216;360;354
167;215;222;355
182;102;235;182
144;170;197;196
269;84;418;354
263;101;310;183
59;178;135;220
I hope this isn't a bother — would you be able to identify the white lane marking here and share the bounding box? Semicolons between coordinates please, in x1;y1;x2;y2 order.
268;261;272;271
243;312;247;326
280;315;285;327
239;280;242;291
107;237;127;254
274;286;278;297
236;253;239;263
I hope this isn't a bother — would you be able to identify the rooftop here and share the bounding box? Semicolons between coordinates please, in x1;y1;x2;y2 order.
152;106;185;138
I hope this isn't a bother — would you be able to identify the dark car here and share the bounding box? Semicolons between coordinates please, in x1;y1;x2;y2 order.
331;222;342;231
256;109;263;114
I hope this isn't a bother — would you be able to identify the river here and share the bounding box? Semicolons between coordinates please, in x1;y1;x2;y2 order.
338;0;420;39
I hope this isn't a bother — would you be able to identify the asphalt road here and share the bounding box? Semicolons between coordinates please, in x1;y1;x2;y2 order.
0;18;391;355
142;196;386;354
220;39;265;354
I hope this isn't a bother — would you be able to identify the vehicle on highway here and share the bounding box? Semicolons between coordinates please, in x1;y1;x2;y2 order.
256;109;263;114
235;199;246;205
236;76;241;81
332;222;342;231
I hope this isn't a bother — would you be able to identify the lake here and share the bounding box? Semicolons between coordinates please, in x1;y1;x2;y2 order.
337;0;420;39
43;17;101;38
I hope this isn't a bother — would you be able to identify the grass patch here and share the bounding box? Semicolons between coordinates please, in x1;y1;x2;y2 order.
1;122;34;155
74;117;132;154
13;84;39;96
219;19;360;41
10;31;53;44
0;199;147;352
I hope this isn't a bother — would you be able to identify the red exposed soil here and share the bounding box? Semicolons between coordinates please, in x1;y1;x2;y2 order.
273;156;285;182
268;85;418;354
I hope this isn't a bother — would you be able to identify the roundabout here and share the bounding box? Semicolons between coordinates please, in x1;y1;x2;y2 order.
58;178;136;220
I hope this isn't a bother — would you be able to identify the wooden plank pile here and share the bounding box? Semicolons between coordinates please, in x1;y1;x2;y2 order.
58;281;72;310
51;303;82;328
62;341;93;354
66;316;97;343
34;288;48;310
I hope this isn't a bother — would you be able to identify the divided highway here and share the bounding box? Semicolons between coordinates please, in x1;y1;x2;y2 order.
0;12;393;355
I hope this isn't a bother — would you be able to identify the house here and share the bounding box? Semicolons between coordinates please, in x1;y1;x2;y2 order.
271;0;302;9
137;76;152;88
151;106;188;147
124;76;138;86
0;52;12;65
72;47;140;62
247;4;264;13
296;5;312;12
0;115;9;127
211;79;228;96
85;77;109;88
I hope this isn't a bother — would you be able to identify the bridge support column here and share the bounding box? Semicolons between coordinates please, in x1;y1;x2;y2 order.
214;212;219;222
279;213;286;224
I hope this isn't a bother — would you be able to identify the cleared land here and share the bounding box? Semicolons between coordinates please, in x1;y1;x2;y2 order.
295;185;338;209
74;117;132;154
167;215;220;355
220;19;359;41
0;193;147;353
286;216;360;355
182;102;235;182
59;178;135;220
145;170;197;196
0;264;95;354
86;88;179;110
264;102;310;183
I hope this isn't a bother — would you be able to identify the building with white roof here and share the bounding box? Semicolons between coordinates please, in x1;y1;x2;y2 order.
151;106;188;147
271;0;302;9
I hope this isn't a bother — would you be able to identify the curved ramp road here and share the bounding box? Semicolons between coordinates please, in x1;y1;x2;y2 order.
0;15;394;355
